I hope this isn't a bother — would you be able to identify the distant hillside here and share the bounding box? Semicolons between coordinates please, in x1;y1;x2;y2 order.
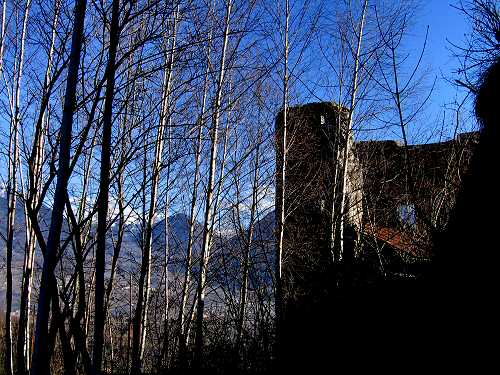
0;195;44;310
1;196;276;311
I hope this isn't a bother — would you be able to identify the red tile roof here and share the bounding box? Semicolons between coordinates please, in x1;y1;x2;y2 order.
364;224;428;257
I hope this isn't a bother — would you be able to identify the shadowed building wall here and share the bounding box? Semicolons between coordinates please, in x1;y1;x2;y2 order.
275;102;362;304
274;102;480;372
355;131;479;257
275;102;364;371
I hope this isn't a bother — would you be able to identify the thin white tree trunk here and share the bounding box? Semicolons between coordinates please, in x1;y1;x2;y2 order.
177;33;212;361
330;32;347;262
236;130;262;352
5;2;32;374
5;105;17;375
18;2;60;371
338;0;368;260
158;116;172;370
275;0;289;364
131;8;178;372
0;0;7;73
194;0;232;367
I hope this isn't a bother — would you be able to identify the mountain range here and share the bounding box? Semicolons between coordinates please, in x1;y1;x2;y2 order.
0;195;275;311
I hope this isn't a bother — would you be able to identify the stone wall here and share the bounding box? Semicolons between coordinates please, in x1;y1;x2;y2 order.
355;131;479;254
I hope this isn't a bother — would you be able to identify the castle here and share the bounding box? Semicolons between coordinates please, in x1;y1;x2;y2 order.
275;102;478;283
275;101;479;371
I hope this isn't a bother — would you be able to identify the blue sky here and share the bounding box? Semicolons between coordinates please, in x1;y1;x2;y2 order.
421;0;469;99
412;0;475;140
297;0;478;143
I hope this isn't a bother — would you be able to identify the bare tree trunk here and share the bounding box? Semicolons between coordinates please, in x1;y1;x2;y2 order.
0;3;9;372
107;314;114;374
211;81;233;221
65;194;92;373
101;45;138;370
0;0;7;73
177;31;212;364
5;2;32;374
66;132;97;371
127;258;133;372
17;2;60;372
157;118;173;371
193;1;232;367
236;130;262;352
93;0;121;372
131;8;178;372
158;17;178;359
31;0;88;373
5;101;17;375
275;0;289;365
103;34;137;321
104;23;141;324
329;30;347;262
338;0;367;260
85;266;96;348
159;173;171;368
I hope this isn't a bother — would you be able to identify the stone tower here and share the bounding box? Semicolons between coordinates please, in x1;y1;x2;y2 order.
275;102;362;303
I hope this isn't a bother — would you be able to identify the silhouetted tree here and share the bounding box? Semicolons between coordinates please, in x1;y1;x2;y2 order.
31;0;88;374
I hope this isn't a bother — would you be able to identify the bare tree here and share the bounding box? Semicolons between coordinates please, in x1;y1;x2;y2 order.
93;0;122;372
274;0;290;364
453;0;500;91
4;2;32;374
193;0;232;367
337;0;368;261
235;128;262;352
31;0;88;373
131;6;179;373
16;2;62;373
